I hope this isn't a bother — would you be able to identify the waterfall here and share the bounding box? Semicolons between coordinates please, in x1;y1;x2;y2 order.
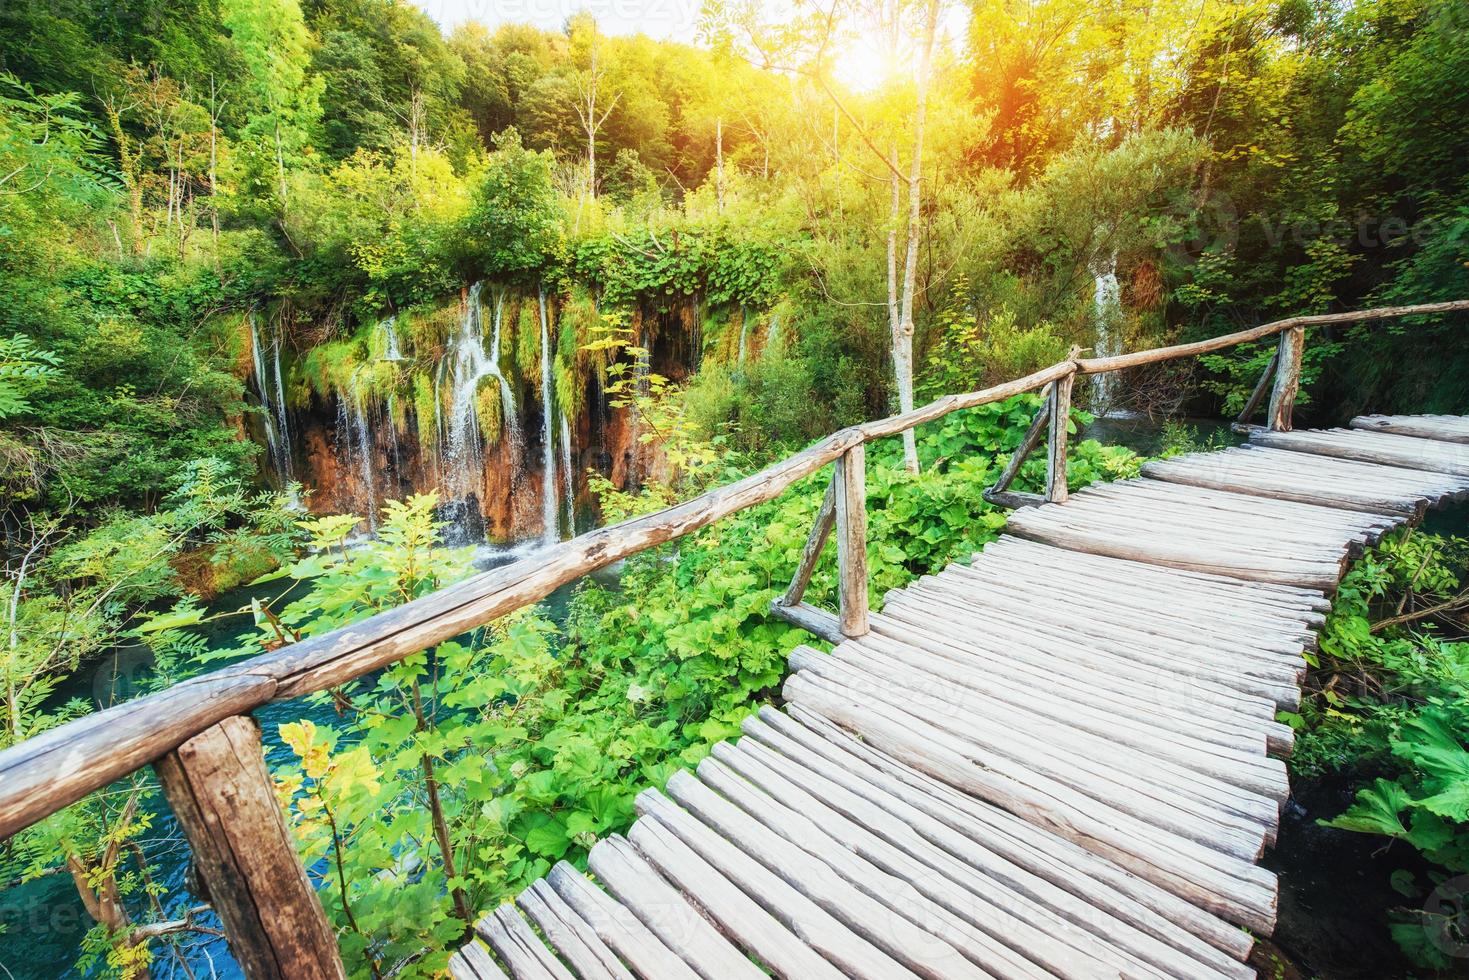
248;311;293;484
737;306;749;364
1091;253;1123;411
765;313;780;354
538;288;558;543
348;379;377;531
380;315;403;361
559;409;575;535
443;282;519;503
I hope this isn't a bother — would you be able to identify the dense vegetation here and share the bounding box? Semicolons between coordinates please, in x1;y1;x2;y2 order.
1;0;1467;975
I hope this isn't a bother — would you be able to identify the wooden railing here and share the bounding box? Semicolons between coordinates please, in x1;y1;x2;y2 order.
1;299;1464;978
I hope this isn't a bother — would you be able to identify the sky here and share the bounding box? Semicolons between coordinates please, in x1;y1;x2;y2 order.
415;0;703;42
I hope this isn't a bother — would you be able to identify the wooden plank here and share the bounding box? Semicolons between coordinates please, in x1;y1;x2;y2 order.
826;635;1286;808
737;716;1255;980
546;862;700;980
857;614;1278;758
789;647;1276;853
450;942;510;980
1267;325;1304;431
1252;427;1469;476
1351;414;1469;444
980;488;1046;509
834;445;869;637
892;579;1304;700
767;706;1257;964
625;818;847;980
633;789;917;979
678;764;1010;980
981;535;1332;612
1003;506;1345;589
779;475;836;607
153;715;344;980
517;879;633;980
707;742;1147;980
586;835;764;980
781;669;1280;933
476;904;574;980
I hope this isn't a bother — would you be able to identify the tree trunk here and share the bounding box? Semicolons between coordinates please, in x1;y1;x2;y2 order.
716;117;725;212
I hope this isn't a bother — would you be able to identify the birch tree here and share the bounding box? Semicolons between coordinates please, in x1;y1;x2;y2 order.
708;0;944;472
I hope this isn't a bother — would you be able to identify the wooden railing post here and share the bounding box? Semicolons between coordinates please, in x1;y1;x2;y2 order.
1267;325;1305;431
154;715;345;980
1045;367;1076;503
834;444;869;637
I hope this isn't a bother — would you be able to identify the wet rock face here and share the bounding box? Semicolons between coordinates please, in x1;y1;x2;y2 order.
251;287;713;544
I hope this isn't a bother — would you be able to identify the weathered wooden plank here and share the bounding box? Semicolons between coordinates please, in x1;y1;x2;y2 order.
1252;428;1469;476
1003;505;1345;589
545;862;700;980
634;789;917;979
682;761;1010;980
707;742;1144;980
153;715;343;980
476;905;574;980
769;706;1257;964
1351;414;1469;444
738;716;1255;979
625;818;847;980
782;669;1280;933
789;647;1275;854
586;835;764;980
450;942;510;980
516;879;633;980
827;635;1286;808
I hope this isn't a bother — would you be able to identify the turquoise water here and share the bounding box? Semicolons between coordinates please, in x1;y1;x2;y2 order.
0;546;610;980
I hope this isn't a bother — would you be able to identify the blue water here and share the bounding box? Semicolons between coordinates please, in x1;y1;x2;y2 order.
0;545;612;980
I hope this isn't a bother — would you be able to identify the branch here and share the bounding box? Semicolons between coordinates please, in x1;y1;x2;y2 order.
1371;592;1469;634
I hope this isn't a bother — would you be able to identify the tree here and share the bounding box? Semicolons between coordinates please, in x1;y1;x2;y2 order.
569;14;620;198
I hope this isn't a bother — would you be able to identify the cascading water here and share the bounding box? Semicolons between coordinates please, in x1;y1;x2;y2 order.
765;313;780;354
380;315;404;361
537;288;559;543
441;282;520;541
248;311;293;484
559;409;575;535
737;306;749;364
1091;253;1123;412
348;378;378;531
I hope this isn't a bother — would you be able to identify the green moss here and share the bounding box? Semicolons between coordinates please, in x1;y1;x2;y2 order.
475;377;503;445
412;373;439;454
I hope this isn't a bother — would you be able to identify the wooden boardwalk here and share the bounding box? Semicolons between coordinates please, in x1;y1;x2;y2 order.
469;417;1464;979
450;416;1469;979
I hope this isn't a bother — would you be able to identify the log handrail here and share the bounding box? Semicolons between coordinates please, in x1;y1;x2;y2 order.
0;298;1465;976
2;299;1466;839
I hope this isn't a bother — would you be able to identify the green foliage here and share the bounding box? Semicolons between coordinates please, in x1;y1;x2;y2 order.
1290;530;1469;967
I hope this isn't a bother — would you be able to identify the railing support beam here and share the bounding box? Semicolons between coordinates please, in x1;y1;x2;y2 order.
155;716;345;980
834;444;869;637
1267;325;1305;432
1046;368;1076;503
